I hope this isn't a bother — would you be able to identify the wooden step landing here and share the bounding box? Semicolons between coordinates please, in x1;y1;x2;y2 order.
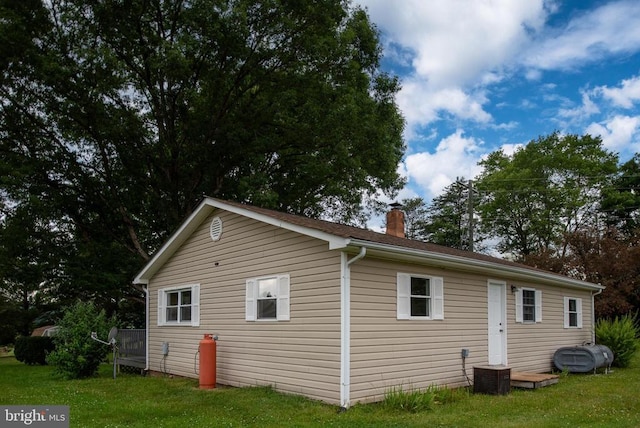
511;372;559;389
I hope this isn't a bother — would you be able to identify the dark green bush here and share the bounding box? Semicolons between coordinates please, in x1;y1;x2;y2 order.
46;302;116;379
14;336;55;365
596;313;639;368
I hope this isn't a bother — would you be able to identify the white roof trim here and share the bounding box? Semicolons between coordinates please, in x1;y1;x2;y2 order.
346;239;603;291
209;199;350;250
135;198;603;292
134;198;349;283
134;199;214;284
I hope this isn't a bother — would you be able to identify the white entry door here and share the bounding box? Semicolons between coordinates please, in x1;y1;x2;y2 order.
487;281;507;365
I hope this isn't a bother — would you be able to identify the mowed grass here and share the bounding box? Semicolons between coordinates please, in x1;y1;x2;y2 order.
2;350;640;428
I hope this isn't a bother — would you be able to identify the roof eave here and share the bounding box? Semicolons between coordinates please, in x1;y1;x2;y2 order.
134;197;350;284
210;199;350;250
135;197;602;292
346;239;604;291
133;198;216;284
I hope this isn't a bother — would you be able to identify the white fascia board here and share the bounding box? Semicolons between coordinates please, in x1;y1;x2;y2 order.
346;239;604;292
209;199;350;250
133;199;215;284
134;198;349;284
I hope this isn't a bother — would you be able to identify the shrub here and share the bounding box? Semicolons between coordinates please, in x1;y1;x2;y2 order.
596;313;639;368
14;336;55;365
383;384;451;412
46;302;116;379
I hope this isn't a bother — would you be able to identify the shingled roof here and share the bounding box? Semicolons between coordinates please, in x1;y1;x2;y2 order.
216;198;552;272
135;197;603;291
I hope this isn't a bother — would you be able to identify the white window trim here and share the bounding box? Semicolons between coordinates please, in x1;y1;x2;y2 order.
397;273;444;320
564;297;583;328
157;284;200;327
246;274;290;322
515;287;542;323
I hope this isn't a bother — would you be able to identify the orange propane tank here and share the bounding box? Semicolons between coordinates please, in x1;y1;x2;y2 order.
199;334;217;389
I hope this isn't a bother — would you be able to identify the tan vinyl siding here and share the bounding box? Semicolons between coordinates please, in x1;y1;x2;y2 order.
507;285;593;372
348;258;593;403
145;201;596;406
148;209;343;404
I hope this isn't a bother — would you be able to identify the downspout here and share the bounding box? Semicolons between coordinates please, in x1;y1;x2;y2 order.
591;287;603;343
144;285;150;371
347;247;367;266
340;247;366;409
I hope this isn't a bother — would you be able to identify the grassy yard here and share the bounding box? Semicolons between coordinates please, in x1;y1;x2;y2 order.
2;351;640;428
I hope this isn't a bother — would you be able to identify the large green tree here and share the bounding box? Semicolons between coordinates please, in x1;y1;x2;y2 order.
0;0;405;312
476;133;618;260
601;154;640;235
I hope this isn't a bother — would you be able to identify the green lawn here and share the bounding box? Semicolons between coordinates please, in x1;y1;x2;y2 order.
2;351;640;428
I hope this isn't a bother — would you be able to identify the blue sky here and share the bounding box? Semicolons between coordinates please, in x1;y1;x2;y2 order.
356;0;640;202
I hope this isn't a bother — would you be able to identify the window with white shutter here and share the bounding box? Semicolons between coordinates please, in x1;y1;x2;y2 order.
246;274;290;321
157;284;200;327
397;273;444;320
515;288;542;323
564;297;582;328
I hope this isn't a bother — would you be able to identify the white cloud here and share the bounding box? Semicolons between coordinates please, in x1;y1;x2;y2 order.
552;75;640;144
520;99;536;109
402;130;484;197
585;115;640;151
558;91;600;121
398;78;492;141
599;75;640;108
359;0;549;138
524;0;640;71
491;121;519;131
363;0;546;87
359;0;640;137
525;68;543;81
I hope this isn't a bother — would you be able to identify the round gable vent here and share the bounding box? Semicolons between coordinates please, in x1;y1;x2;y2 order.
209;217;223;241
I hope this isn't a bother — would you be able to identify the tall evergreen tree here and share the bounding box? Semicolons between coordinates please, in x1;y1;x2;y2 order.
422;179;477;251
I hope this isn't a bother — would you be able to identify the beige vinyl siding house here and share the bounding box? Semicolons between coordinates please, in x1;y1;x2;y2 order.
134;197;603;407
348;259;593;403
144;208;343;404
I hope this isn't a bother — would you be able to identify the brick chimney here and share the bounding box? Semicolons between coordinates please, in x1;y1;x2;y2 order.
386;202;405;238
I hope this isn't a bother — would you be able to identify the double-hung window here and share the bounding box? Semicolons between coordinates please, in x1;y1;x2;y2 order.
522;289;536;322
158;284;200;326
515;287;542;323
246;274;290;321
564;297;583;328
397;273;444;320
